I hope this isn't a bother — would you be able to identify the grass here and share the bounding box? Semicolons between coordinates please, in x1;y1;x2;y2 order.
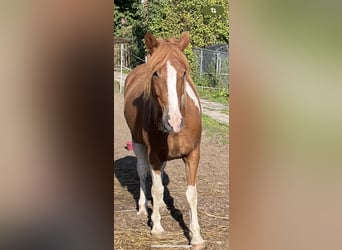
220;107;229;114
197;87;229;105
201;114;229;145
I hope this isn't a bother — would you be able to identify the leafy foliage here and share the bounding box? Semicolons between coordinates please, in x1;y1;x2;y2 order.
197;87;229;105
141;1;229;46
114;0;229;97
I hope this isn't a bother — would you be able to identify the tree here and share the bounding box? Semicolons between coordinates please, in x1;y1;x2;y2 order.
136;0;229;85
139;0;229;46
114;0;140;39
114;0;230;83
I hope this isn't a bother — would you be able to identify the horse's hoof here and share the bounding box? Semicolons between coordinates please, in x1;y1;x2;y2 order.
151;229;165;239
191;241;206;250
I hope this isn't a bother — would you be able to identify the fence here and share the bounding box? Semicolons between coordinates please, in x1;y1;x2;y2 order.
114;38;146;93
193;45;229;89
114;40;229;93
114;38;131;72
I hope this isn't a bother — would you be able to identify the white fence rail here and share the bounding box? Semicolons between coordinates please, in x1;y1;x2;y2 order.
114;42;145;93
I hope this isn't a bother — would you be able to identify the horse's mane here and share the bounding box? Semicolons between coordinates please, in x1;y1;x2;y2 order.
143;38;198;100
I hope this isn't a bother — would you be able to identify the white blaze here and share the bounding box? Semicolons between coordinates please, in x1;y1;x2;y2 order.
166;61;182;132
166;61;180;115
185;81;201;111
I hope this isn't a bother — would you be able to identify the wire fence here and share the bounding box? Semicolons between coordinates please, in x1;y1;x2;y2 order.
114;41;229;93
114;44;138;72
114;40;146;93
193;46;229;89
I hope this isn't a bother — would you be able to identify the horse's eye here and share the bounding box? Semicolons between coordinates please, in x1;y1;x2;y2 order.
183;71;187;77
153;71;159;78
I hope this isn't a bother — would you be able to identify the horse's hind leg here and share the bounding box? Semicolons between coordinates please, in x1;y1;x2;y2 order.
160;162;167;209
132;142;148;216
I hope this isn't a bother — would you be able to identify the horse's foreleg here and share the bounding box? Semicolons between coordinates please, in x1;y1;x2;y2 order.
186;185;204;248
184;148;205;249
150;169;165;236
133;142;148;216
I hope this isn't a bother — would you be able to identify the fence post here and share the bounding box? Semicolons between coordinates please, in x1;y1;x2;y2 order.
216;53;221;87
200;48;203;77
120;43;124;94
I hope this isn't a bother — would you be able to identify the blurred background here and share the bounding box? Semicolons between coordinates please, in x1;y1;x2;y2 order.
0;0;112;249
230;0;342;249
2;0;342;249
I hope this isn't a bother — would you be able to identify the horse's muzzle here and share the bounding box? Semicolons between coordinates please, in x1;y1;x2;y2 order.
163;113;184;133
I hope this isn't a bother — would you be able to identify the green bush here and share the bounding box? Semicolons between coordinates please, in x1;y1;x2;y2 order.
114;0;229;93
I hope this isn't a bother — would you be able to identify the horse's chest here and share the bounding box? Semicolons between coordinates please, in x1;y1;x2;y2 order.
167;135;194;158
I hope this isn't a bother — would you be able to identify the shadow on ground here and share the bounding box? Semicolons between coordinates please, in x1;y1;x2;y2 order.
114;156;191;242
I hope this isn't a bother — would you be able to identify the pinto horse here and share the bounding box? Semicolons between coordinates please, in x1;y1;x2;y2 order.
124;32;204;249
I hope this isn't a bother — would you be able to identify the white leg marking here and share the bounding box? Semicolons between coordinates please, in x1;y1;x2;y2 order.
151;170;165;235
137;187;147;216
160;162;167;208
186;185;204;245
166;61;183;132
133;142;148;216
185;81;200;111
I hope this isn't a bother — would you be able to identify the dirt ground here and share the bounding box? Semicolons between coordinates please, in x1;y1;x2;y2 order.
114;92;229;250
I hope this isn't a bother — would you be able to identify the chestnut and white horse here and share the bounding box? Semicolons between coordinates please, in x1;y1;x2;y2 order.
123;32;204;249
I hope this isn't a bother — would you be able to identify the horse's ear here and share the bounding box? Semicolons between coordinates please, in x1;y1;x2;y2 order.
144;32;159;52
178;32;190;51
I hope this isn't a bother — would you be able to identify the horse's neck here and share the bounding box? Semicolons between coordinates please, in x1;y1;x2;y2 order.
145;98;161;124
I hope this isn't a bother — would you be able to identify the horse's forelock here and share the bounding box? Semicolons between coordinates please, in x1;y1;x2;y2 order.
143;42;191;100
143;47;170;99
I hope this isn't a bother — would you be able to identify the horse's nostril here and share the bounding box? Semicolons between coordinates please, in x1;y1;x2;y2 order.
180;118;184;128
166;115;183;133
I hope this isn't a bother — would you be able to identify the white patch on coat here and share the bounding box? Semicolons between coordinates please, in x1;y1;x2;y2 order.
185;81;200;111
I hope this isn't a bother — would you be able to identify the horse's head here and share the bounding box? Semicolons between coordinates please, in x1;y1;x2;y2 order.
143;32;190;134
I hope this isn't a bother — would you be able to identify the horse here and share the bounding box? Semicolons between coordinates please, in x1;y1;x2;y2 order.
123;32;205;249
